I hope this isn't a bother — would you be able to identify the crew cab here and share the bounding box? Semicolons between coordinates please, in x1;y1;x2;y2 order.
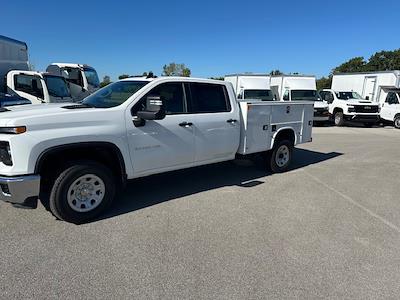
380;90;400;128
0;77;313;223
319;89;380;126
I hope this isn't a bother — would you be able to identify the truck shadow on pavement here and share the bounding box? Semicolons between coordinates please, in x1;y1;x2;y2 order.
95;149;342;222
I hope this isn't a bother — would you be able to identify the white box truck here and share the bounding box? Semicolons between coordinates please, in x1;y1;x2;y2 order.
47;63;100;101
0;77;313;223
332;71;400;104
270;75;329;123
224;74;273;101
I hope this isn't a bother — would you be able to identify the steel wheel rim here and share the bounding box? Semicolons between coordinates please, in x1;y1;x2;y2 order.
335;114;341;125
275;145;290;167
67;174;105;213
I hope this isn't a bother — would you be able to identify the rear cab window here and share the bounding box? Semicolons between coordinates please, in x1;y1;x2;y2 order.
186;82;231;113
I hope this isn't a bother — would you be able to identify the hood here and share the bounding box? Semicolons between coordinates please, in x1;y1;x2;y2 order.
313;101;329;109
0;103;110;127
345;99;378;105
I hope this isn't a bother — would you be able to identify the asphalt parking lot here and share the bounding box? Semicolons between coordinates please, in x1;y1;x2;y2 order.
1;125;400;299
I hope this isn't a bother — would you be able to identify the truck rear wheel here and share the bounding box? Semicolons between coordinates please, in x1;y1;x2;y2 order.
49;162;116;224
334;111;345;126
394;115;400;129
268;140;293;173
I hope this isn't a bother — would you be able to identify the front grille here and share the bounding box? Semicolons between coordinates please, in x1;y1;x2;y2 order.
354;105;379;113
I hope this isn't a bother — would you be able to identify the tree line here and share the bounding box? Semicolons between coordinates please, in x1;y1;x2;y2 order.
100;49;400;88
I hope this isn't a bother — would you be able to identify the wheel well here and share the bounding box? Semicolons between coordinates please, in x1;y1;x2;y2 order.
394;113;400;119
36;143;126;185
273;129;295;146
333;108;343;114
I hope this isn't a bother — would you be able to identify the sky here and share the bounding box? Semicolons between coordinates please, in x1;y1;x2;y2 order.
2;0;400;81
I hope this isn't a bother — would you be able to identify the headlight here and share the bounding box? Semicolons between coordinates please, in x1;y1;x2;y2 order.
0;142;12;166
0;126;26;134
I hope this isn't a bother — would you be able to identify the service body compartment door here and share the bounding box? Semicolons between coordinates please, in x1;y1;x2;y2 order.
238;102;272;155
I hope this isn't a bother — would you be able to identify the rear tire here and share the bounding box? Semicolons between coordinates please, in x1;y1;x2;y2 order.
394;115;400;129
267;140;293;173
334;111;345;126
49;162;116;224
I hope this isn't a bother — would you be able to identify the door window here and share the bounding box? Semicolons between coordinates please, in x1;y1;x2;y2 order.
62;67;84;87
14;74;44;99
386;92;399;105
187;83;230;113
132;82;186;116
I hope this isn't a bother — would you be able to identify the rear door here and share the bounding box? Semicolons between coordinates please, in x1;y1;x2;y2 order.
186;82;240;164
363;76;377;101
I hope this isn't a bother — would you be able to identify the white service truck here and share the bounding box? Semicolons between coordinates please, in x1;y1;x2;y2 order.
0;77;313;223
224;74;273;101
270;75;329;123
46;63;100;101
319;89;380;126
380;90;400;128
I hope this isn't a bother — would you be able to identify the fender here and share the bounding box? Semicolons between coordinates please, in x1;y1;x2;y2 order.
270;127;296;149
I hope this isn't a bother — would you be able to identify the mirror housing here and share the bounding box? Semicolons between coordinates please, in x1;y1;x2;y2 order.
136;96;166;121
365;96;370;100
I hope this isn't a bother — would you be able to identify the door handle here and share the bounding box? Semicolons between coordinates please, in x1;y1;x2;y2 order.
179;122;193;127
226;119;238;123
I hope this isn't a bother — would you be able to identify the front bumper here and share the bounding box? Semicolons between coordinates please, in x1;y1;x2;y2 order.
344;114;380;123
313;116;330;122
0;175;40;208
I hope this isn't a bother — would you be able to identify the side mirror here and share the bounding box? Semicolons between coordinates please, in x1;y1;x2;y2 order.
366;96;370;100
136;96;166;121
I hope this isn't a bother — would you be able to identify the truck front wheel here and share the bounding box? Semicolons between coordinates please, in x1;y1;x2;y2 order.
268;140;293;173
49;162;116;224
394;115;400;129
334;111;345;126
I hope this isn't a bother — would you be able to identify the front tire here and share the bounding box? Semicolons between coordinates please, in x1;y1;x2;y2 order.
334;111;345;126
49;162;116;224
268;140;293;173
394;115;400;129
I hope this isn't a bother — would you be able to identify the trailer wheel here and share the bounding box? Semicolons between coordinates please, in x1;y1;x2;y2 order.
334;111;345;126
394;115;400;129
49;162;116;224
268;140;293;173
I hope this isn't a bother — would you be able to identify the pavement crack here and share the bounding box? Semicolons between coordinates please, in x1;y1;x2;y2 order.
301;169;400;234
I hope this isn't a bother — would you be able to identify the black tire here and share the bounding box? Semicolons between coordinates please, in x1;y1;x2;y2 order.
394;115;400;129
267;140;293;173
49;162;116;224
334;111;345;126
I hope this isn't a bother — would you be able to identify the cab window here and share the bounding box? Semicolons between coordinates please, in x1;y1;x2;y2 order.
187;83;230;113
14;74;44;99
132;82;186;116
283;89;290;101
386;92;399;105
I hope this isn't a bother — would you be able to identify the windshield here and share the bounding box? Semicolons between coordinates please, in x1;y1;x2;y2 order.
335;91;363;100
244;89;273;101
82;81;149;108
43;75;71;98
291;90;318;101
84;68;100;88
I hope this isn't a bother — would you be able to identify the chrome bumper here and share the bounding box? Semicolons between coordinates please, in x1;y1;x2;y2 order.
0;175;40;208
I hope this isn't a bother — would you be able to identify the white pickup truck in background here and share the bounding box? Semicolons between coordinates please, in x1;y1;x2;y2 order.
319;89;380;126
0;77;313;223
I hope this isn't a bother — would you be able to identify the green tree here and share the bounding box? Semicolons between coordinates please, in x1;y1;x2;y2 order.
269;70;283;75
162;63;191;77
99;75;111;88
333;57;366;73
365;49;400;71
316;76;332;90
118;74;130;80
209;77;224;81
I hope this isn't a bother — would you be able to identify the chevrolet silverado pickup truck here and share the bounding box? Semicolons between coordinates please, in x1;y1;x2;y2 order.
319;89;380;126
0;77;313;223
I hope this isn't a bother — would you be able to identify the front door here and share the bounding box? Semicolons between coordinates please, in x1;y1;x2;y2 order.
126;82;195;175
381;91;400;121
